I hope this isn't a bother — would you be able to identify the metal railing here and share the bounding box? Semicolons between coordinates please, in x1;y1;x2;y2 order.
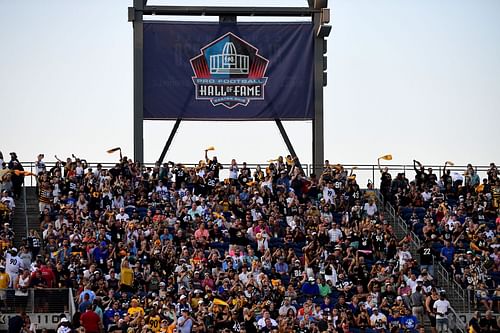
0;288;72;314
447;306;468;333
11;160;496;188
434;261;472;313
0;288;75;330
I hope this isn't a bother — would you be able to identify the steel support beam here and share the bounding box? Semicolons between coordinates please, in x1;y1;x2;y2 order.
312;11;325;176
142;6;319;17
275;119;303;172
158;119;182;165
133;0;144;163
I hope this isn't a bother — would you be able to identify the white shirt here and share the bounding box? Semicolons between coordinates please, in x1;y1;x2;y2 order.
35;160;46;175
257;317;278;329
115;212;130;222
155;185;169;200
43;229;57;240
6;253;24;275
433;299;450;319
363;202;378;216
75;166;84;177
398;250;412;267
370;313;387;328
239;271;250;285
229;165;239;179
328;228;342;243
405;277;417;293
1;196;15;210
57;325;71;333
323;187;335;204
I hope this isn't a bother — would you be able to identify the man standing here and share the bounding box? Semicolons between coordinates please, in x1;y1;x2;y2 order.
419;240;435;276
177;308;193;333
370;307;387;331
411;285;425;325
6;247;24;287
8;311;25;333
479;310;499;333
0;265;10;310
433;291;450;333
80;304;101;333
8;153;23;199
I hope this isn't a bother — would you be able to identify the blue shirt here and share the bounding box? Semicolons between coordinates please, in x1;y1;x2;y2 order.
275;262;289;274
440;246;455;264
401;315;419;329
177;316;193;333
301;282;320;296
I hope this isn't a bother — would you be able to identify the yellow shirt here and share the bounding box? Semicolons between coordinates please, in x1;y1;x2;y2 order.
0;272;10;289
127;306;145;318
166;323;176;333
0;240;10;251
120;267;134;286
148;315;161;332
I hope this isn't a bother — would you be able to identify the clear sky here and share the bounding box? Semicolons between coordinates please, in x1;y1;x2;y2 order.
1;0;499;180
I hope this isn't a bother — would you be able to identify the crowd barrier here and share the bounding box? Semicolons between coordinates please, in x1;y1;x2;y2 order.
15;160;495;189
0;288;75;331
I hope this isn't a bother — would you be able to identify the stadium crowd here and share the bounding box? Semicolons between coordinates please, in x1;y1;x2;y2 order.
0;150;498;333
380;160;500;314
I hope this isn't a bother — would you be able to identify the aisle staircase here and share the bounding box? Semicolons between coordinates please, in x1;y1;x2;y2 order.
12;186;40;246
374;192;469;333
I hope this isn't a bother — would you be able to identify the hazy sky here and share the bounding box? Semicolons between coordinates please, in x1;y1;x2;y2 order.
1;0;499;181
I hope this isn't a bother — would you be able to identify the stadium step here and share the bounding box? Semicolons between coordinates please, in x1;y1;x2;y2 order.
12;186;39;247
376;194;472;331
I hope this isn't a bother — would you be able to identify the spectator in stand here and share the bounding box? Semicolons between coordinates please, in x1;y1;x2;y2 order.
0;265;9;310
433;291;450;333
8;153;24;199
80;304;102;333
479;310;499;333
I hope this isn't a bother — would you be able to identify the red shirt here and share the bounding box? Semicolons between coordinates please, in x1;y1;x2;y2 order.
80;310;100;333
39;266;55;288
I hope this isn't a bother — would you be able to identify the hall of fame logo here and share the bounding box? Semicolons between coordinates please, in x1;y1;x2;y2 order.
190;32;269;108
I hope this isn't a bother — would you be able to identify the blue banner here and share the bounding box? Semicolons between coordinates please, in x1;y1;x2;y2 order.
143;22;314;120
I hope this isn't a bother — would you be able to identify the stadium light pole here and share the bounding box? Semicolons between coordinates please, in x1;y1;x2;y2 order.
129;0;145;163
312;0;331;176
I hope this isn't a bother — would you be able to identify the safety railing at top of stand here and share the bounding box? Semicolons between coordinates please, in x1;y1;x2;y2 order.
375;191;469;332
13;161;496;188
